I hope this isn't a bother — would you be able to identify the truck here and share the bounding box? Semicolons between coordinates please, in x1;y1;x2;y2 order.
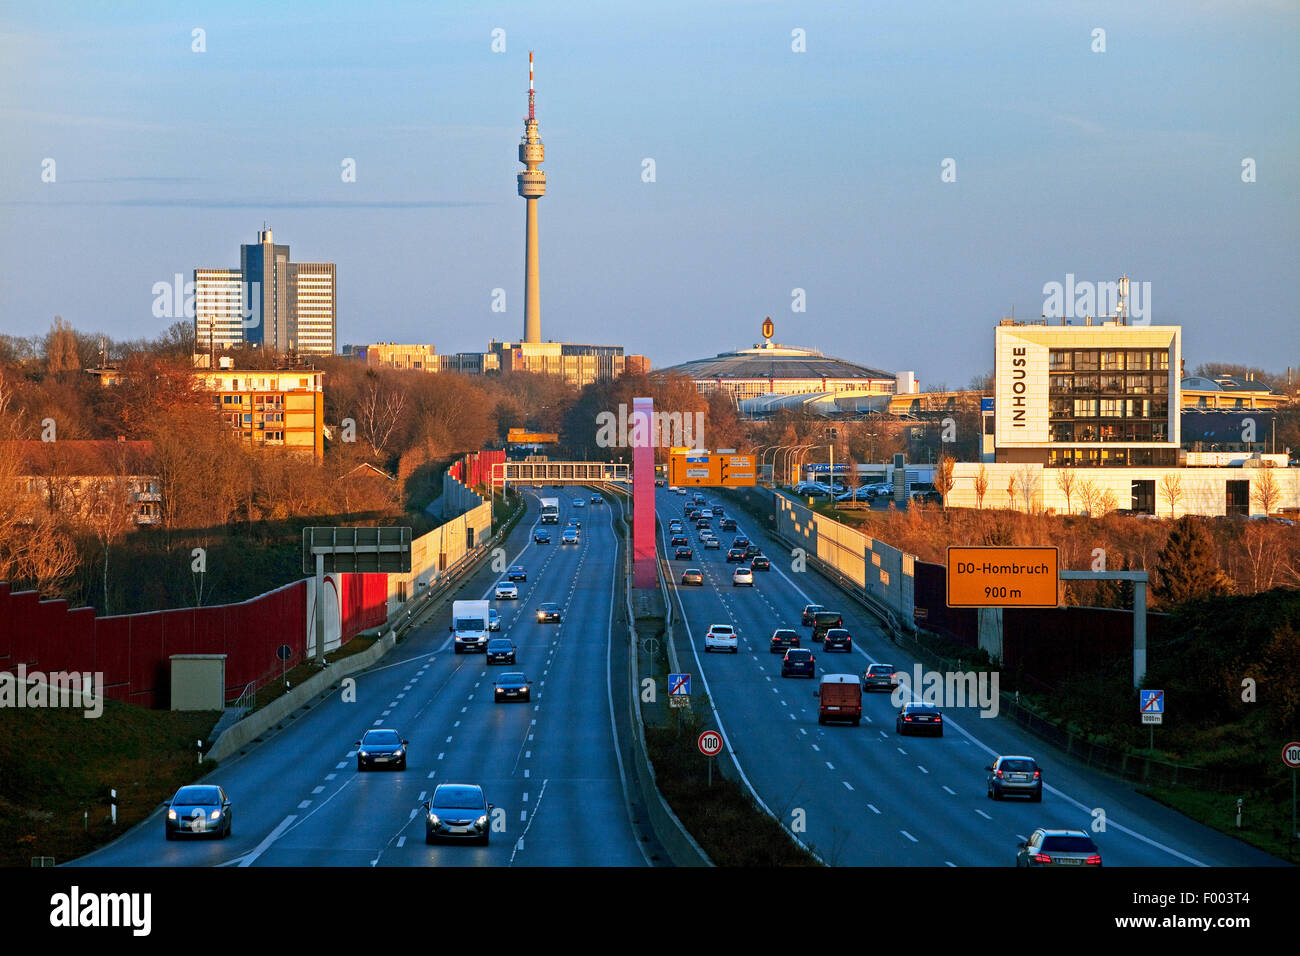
816;673;862;726
449;599;491;654
539;497;559;524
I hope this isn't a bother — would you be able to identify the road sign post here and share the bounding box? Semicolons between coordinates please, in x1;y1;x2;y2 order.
1140;689;1164;752
1283;741;1300;846
698;729;723;787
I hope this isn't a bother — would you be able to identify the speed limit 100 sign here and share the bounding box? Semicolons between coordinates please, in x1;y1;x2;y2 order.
698;730;723;757
1283;741;1300;769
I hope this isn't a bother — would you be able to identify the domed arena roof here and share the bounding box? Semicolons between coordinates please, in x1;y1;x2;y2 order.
657;342;895;385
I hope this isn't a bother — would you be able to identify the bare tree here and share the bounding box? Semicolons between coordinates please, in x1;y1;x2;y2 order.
1055;468;1077;515
1252;467;1281;515
934;454;955;510
1097;488;1119;516
973;464;989;509
45;316;81;374
1159;472;1184;518
358;377;408;458
82;461;137;614
1017;465;1042;514
1077;478;1102;517
1006;474;1018;510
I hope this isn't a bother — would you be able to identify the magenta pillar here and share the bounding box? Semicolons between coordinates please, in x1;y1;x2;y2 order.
632;397;657;589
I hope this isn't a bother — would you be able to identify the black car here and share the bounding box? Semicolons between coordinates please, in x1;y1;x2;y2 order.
536;602;562;623
357;728;409;771
687;509;701;521
770;628;800;652
801;604;825;626
712;505;724;517
823;627;853;652
424;783;492;845
719;517;737;531
671;534;689;547
695;518;711;530
781;648;815;678
750;554;770;571
896;702;943;737
590;494;602;504
862;664;898;692
726;547;746;563
745;542;761;558
486;637;517;664
675;545;693;560
533;529;551;544
732;536;750;550
494;672;532;702
164;785;232;840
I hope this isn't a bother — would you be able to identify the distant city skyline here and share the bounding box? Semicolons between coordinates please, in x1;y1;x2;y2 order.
1;1;1297;385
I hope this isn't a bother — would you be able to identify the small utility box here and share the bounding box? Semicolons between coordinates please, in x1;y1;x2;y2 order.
170;654;227;711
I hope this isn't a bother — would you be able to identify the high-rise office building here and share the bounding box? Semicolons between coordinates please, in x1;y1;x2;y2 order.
193;268;246;351
289;262;337;355
194;228;336;356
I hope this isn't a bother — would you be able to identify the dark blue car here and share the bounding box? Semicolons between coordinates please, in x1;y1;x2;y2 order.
781;648;815;678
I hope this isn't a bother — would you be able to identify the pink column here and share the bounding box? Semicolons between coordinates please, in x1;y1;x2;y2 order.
632;396;657;589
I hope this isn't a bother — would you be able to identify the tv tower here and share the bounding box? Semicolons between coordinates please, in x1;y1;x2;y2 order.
517;51;547;344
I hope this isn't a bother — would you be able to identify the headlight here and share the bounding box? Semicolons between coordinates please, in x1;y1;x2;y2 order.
168;809;177;820
359;751;369;757
209;809;222;820
428;814;440;826
476;815;488;827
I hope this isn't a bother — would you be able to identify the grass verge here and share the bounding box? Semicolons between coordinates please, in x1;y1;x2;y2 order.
0;700;219;866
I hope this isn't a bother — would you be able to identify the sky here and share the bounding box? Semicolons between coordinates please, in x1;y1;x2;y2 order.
1;0;1297;387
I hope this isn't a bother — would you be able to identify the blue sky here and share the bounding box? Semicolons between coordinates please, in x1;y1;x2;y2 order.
2;0;1297;385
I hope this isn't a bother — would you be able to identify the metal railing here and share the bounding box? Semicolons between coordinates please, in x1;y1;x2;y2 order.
228;681;256;711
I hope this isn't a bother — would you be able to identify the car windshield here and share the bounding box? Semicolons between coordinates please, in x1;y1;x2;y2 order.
433;787;484;810
1041;835;1098;853
869;666;892;675
454;616;485;629
787;650;810;660
174;786;220;806
712;626;733;634
774;630;795;639
487;639;512;650
906;704;939;713
540;603;558;612
364;730;400;745
1001;759;1036;773
814;612;841;624
500;673;526;684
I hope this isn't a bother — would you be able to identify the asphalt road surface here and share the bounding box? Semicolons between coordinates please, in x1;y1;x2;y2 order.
72;489;647;867
656;486;1285;867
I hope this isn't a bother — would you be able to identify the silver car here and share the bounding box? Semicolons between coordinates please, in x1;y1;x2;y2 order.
987;755;1043;801
424;783;493;845
1016;829;1101;867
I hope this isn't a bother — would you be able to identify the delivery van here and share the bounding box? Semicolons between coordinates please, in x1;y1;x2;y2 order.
816;673;862;726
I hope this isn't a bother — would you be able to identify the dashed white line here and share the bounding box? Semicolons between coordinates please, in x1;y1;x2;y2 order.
867;804;881;814
918;765;929;774
975;809;992;820
842;781;854;791
900;830;918;843
297;800;312;809
312;786;324;794
942;785;956;795
325;774;336;781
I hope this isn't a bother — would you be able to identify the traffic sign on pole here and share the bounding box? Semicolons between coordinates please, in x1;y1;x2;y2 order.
1283;742;1300;769
697;730;723;757
669;673;691;698
1140;689;1164;725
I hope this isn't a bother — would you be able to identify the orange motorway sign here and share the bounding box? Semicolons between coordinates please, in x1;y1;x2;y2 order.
946;546;1059;608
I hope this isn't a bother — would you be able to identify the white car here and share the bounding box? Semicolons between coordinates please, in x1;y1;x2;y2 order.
732;566;754;587
704;624;738;653
494;582;518;600
704;537;721;550
572;498;585;508
674;487;687;495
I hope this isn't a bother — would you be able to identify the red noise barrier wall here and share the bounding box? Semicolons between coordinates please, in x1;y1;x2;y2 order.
449;449;506;487
0;573;387;709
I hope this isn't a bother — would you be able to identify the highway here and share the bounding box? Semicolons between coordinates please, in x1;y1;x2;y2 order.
655;486;1285;867
71;489;648;867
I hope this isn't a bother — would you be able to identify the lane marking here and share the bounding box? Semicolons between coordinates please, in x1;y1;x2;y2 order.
238;814;297;867
900;830;918;843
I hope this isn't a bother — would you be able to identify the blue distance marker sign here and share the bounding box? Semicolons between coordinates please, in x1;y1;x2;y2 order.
1140;689;1164;725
